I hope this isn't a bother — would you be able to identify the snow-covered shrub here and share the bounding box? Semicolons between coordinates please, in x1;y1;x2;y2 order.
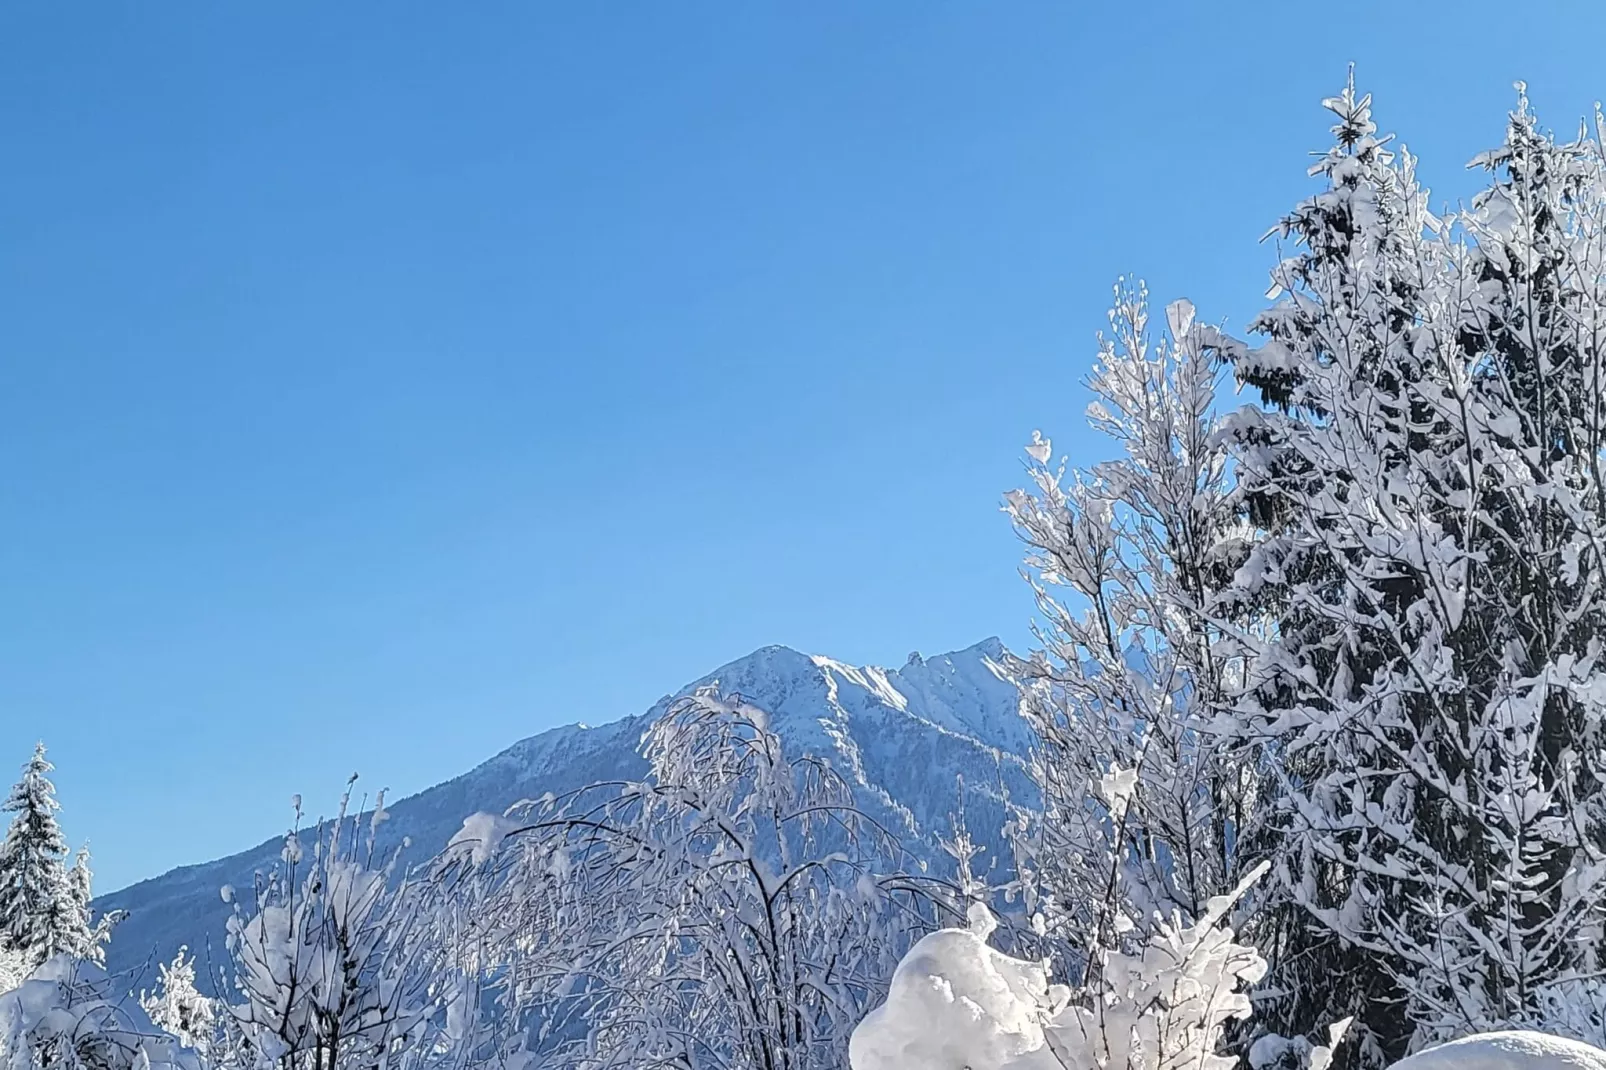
850;863;1337;1070
0;955;198;1070
224;782;447;1070
439;690;944;1070
138;948;216;1057
849;901;1070;1070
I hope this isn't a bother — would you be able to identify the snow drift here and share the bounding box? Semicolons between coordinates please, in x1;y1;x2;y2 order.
1389;1033;1606;1070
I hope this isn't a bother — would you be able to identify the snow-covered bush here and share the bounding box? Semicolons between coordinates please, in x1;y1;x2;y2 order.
849;901;1069;1070
224;782;448;1070
850;863;1336;1070
138;948;216;1057
1004;286;1261;978
0;955;198;1070
439;690;944;1070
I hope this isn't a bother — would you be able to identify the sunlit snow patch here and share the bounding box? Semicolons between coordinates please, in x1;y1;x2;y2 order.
1390;1033;1606;1070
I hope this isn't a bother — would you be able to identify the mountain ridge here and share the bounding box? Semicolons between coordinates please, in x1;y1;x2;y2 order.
97;638;1034;991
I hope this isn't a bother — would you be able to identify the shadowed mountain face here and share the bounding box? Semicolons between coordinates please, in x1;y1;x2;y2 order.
97;639;1035;993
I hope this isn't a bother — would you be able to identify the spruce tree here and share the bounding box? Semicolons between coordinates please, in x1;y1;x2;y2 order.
1202;74;1439;1065
1430;84;1606;1039
0;743;96;966
68;844;109;964
1207;78;1606;1058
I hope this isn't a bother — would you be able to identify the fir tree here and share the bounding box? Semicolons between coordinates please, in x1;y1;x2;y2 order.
68;844;112;965
67;846;91;921
1205;77;1606;1058
0;743;96;966
1203;72;1441;1066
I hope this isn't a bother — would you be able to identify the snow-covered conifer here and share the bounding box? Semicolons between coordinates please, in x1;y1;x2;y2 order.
1196;72;1447;1064
63;848;112;967
0;945;26;996
65;852;88;930
0;746;94;969
1203;75;1606;1059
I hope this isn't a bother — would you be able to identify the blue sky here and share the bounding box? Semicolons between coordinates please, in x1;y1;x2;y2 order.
2;1;1602;893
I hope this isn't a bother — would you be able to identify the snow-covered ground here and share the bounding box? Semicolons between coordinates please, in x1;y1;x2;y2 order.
1389;1033;1606;1070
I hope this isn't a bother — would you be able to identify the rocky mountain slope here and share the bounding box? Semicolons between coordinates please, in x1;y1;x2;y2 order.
97;638;1034;991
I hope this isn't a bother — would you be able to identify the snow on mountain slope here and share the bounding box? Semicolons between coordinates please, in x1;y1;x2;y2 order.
96;639;1033;993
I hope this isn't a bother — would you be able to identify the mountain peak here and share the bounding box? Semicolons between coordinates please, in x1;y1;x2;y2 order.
961;636;1007;660
96;637;1034;994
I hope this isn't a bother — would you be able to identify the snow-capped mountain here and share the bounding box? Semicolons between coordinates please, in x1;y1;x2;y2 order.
96;638;1034;992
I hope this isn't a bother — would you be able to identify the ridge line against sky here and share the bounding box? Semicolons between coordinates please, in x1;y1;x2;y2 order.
95;633;1013;898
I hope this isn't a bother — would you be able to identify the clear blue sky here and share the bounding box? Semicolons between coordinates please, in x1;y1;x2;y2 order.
2;1;1600;893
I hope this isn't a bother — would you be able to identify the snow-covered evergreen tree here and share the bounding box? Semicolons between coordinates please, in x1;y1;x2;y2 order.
65;848;114;967
0;746;95;968
1196;72;1446;1065
1202;76;1606;1059
0;945;26;996
65;852;90;937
